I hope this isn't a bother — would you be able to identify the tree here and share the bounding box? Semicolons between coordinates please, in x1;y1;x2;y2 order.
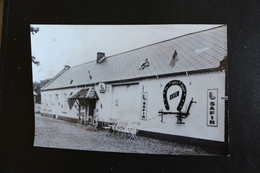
40;78;52;87
32;56;40;66
33;78;52;103
33;81;41;103
30;26;39;35
30;26;40;66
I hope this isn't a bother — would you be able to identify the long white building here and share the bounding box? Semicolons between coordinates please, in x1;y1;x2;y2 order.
40;25;228;153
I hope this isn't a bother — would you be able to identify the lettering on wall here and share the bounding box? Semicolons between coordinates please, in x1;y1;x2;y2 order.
207;89;218;127
141;92;148;120
169;91;179;100
163;80;186;111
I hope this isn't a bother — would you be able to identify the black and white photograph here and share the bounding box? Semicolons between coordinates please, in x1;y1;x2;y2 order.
31;24;228;155
3;0;260;171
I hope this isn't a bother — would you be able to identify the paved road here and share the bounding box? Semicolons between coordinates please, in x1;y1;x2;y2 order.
34;113;209;155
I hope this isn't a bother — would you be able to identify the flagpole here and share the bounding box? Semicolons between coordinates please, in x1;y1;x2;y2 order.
147;59;160;80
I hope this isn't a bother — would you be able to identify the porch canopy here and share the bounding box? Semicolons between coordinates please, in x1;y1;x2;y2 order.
68;87;99;109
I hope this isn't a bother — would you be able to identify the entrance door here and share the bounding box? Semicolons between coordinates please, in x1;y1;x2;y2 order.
84;99;96;124
88;99;96;117
112;84;140;121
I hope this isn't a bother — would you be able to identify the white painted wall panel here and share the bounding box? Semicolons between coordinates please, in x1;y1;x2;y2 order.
111;84;140;122
41;71;226;142
41;88;85;119
138;71;226;142
94;85;113;122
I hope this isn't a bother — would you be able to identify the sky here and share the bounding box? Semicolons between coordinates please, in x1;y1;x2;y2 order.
30;24;221;82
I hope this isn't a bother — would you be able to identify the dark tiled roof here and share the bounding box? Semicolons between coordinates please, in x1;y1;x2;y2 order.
42;25;227;91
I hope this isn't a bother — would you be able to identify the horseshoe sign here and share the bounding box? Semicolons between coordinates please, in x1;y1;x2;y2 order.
163;80;187;111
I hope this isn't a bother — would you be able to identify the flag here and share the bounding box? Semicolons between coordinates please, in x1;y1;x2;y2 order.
139;58;150;70
169;50;178;68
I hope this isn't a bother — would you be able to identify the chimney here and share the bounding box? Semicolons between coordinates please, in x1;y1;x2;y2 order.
64;65;70;70
96;52;106;63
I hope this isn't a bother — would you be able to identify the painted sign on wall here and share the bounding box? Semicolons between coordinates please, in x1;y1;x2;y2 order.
207;89;218;127
141;92;148;120
163;80;187;111
98;83;106;93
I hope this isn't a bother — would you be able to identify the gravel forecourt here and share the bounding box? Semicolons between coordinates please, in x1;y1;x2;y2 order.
34;113;211;155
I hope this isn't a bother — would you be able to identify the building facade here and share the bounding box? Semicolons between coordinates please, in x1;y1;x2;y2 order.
40;25;228;153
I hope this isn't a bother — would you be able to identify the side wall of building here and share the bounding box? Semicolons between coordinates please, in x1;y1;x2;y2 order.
41;88;85;121
40;70;226;142
138;71;226;142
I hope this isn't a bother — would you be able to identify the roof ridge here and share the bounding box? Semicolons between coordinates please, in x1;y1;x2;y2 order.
69;59;96;69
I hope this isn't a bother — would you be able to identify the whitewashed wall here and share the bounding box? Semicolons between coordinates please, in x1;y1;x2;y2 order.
41;87;85;119
41;70;226;142
95;71;226;142
137;71;226;142
93;85;113;122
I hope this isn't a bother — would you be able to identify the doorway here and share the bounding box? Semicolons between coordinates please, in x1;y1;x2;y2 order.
112;84;140;121
84;99;96;124
88;99;96;117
